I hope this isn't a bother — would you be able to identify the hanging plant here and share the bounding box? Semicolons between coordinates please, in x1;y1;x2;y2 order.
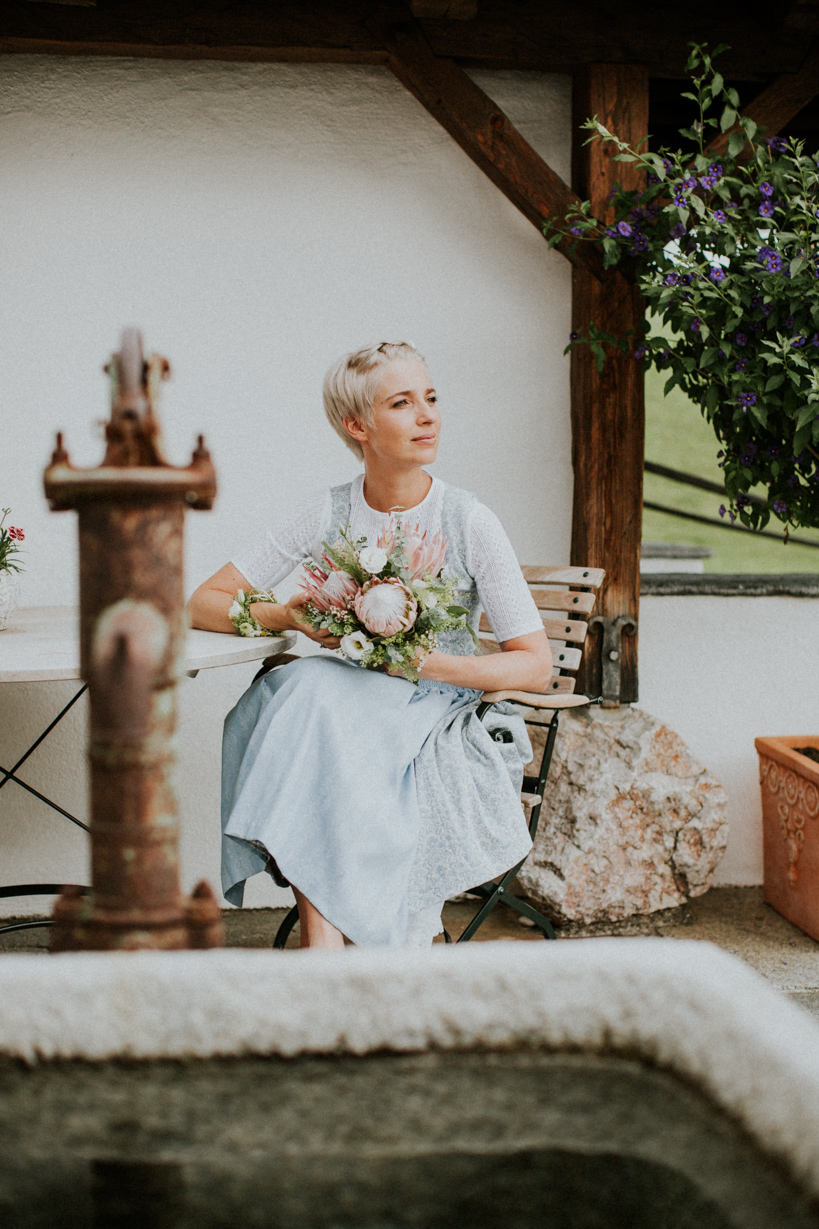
547;43;819;535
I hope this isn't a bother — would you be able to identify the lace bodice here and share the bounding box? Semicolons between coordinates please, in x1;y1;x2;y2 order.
231;473;543;644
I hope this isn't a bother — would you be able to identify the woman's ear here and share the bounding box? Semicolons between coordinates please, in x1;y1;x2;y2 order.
343;416;368;444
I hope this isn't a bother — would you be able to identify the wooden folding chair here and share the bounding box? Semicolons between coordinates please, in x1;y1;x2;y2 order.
265;563;603;948
447;563;604;943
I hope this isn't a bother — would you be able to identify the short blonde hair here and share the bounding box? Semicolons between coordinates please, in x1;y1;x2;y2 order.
323;341;427;461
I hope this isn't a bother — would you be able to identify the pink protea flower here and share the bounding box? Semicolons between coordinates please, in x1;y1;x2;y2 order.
354;577;417;636
299;563;360;611
377;519;448;581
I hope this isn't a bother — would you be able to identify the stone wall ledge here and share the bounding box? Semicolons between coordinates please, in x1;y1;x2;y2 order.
641;573;819;597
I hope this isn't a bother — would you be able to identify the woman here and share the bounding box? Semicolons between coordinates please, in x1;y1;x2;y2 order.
187;342;552;949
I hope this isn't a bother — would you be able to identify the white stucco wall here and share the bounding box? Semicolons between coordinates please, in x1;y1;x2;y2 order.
639;594;819;886
0;54;573;915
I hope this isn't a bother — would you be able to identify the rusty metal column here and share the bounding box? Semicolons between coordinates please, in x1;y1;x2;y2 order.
44;328;222;952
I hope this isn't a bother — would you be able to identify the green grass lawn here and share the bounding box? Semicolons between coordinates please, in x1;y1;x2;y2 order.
644;366;819;574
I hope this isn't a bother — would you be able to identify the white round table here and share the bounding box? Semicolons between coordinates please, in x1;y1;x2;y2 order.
0;607;296;933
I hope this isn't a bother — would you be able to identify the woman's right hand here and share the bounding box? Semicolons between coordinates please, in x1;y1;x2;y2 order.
252;593;342;650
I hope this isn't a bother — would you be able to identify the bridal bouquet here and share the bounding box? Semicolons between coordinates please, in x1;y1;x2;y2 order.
298;518;477;682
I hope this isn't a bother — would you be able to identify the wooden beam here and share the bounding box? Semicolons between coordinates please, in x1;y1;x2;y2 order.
708;41;819;158
411;1;478;17
570;64;648;705
368;11;606;280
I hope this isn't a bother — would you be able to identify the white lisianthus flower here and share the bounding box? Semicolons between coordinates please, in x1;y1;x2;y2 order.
340;630;373;661
358;545;388;574
412;581;438;610
228;600;243;619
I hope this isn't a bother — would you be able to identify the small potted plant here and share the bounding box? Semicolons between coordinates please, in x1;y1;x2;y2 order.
0;507;25;630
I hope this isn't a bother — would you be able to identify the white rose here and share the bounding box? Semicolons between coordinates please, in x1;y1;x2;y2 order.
340;630;373;661
358;545;388;574
229;600;243;619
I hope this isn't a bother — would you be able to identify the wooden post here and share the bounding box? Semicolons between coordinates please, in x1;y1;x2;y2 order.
570;64;648;704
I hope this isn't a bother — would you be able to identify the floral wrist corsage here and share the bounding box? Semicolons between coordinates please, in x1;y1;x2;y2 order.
229;588;278;637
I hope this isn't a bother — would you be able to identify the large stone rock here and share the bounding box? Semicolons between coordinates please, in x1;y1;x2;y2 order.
518;706;728;924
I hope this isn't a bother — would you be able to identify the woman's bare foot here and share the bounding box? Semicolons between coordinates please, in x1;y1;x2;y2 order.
293;887;346;949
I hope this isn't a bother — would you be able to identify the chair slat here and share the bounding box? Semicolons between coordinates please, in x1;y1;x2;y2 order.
480;690;591;709
530;588;597;614
522;565;605;588
479;613;589;644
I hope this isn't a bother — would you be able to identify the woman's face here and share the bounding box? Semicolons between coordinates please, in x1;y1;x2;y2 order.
346;357;440;468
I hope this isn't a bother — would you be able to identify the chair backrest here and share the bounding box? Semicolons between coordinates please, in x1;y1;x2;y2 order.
478;565;604;697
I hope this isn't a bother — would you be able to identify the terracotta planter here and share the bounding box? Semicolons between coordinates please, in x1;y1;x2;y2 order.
756;736;819;939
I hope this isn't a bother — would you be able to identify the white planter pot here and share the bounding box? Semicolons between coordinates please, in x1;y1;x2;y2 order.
0;569;21;630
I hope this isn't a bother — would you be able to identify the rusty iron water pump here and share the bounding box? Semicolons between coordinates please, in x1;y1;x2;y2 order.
43;328;223;951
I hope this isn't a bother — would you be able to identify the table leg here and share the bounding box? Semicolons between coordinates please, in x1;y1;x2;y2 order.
0;685;90;931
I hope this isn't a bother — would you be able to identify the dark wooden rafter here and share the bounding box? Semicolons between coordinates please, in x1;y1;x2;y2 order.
367;11;606;280
707;40;819;159
570;65;648;704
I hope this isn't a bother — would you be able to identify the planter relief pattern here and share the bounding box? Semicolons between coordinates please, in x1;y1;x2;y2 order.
759;756;819;887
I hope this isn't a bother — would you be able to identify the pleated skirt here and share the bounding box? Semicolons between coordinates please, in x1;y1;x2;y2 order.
221;655;533;946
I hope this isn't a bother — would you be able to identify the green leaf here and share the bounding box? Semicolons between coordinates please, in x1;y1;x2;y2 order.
765;373;785;392
664;372;680;395
796;403;816;430
612;153;637;162
726;87;740;107
742;117;758;140
794;422;813;455
711;72;724;94
790;257;805;278
446;605;469;618
720;106;737;132
727;131;746;158
689;194;706;217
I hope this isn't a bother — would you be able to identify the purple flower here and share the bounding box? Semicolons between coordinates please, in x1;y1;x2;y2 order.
767;137;788;153
759;181;774;197
726;200;738;210
759;201;775;218
765;253;782;273
785;315;794;329
740;444;757;464
690;317;702;333
708;163;723;178
664;272;680;286
709;265;726;282
673;192;688;208
735;332;747;346
680;273;693;286
718;504;726;518
750;320;763;331
661;348;671;361
699;175;714;190
773;499;787;516
617;221;633;237
768;445;780;458
570;225;584;236
750;293;762;306
735;358;749;371
630;234;649;253
671;222;686;238
738;392;756;406
812;333;819;346
569;332;578;341
647;173;659;186
788;474;799;488
647;204;660;217
606;227;619;238
634;345;646;360
629;207;644;222
737;494;751;509
662;157;674;173
717;450;724;459
712;209;726;223
792;335;806;348
684;177;697;190
761;303;773;315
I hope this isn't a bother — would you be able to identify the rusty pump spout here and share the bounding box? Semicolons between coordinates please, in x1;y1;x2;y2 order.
44;328;223;951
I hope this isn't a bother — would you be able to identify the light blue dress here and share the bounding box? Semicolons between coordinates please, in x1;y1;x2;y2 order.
221;482;533;946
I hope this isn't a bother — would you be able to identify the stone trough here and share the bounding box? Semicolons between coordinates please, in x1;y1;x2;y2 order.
1;939;818;1228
